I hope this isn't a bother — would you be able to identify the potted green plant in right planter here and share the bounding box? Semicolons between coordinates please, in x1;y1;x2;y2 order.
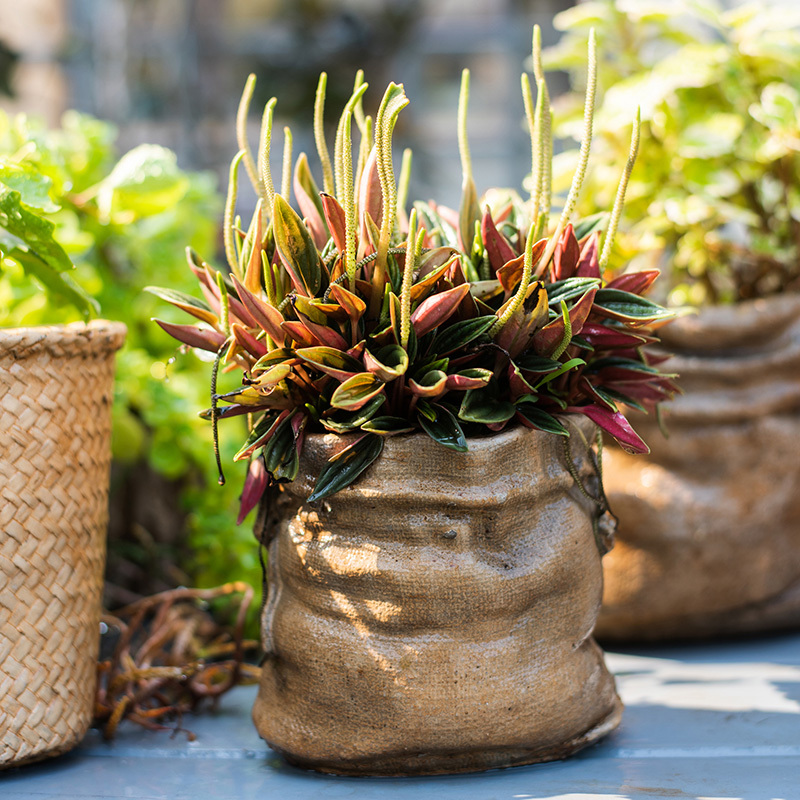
150;30;678;775
546;0;800;640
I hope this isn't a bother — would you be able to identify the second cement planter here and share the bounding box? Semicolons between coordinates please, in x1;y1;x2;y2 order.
598;294;800;641
252;421;621;776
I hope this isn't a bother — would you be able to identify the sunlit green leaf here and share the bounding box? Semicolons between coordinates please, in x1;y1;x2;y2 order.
418;403;468;452
308;434;384;502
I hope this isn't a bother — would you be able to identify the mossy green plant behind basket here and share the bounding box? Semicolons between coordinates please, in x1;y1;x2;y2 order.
545;0;800;306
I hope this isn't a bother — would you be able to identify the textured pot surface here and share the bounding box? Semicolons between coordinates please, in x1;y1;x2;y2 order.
1;321;126;768
598;294;800;641
253;420;621;776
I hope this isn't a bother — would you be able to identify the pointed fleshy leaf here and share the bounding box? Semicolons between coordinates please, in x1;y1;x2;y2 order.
516;354;563;373
497;239;547;294
593;288;675;326
321;395;386;433
217;386;275;407
230;275;286;343
605;270;661;296
533;357;586;389
411;282;471;337
243;208;264;293
329;282;367;322
408;369;448;399
249;362;292;388
565;404;649;454
237;456;269;525
200;264;260;328
145;286;218;325
364;344;409;381
312;300;349;322
533;287;597;356
296;346;364;381
231;322;268;358
410;256;458;304
579;323;653;349
320;192;347;254
552;224;580;281
575;231;601;279
360;416;415;436
496;254;525;294
273;193;323;296
252;348;298;371
581;379;625;413
292;294;327;324
481;207;517;274
418;404;468;452
545;277;601;306
430;315;495;356
458;385;515;424
515;405;569;436
308;434;384;502
199;403;266;421
154;319;225;352
281;321;318;347
293;152;329;248
466;281;502;305
233;411;286;462
445;367;492;391
295;309;349;350
330;373;385;411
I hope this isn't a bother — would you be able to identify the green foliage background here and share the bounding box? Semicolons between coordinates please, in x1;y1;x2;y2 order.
544;0;800;306
0;110;259;591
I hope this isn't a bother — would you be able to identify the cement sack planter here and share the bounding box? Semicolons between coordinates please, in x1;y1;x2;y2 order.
598;294;800;641
252;420;622;776
1;321;126;768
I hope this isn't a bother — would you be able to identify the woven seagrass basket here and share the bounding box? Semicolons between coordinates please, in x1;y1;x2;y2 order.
1;321;126;769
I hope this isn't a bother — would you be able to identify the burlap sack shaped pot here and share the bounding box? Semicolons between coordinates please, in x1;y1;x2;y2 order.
598;294;800;641
252;419;622;777
1;321;126;768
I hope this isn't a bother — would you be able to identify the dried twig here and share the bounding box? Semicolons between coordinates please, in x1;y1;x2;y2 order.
95;582;260;741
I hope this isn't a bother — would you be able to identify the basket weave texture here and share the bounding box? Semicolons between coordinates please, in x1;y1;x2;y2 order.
1;321;126;768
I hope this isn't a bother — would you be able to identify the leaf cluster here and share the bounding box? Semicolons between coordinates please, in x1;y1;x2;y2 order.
546;0;800;305
152;37;677;512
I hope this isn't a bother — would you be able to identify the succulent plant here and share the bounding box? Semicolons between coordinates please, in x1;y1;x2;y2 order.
149;28;677;518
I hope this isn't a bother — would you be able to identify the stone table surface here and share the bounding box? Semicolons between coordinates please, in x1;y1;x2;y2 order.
2;631;799;800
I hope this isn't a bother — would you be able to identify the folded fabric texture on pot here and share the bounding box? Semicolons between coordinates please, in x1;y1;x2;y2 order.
253;420;622;776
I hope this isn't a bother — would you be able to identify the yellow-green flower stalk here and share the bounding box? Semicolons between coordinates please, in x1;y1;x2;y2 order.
314;73;335;196
224;150;246;278
599;108;641;271
258;97;278;212
535;28;597;278
236;74;259;195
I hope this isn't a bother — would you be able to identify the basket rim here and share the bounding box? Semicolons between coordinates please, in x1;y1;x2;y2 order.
0;320;127;359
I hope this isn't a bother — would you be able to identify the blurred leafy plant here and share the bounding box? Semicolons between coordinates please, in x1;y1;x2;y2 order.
152;28;676;518
0;110;256;590
545;0;800;305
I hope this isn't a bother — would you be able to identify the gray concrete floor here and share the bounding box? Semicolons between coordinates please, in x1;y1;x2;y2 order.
3;632;799;800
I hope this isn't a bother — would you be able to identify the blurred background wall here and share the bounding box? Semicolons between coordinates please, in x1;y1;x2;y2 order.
0;0;574;208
